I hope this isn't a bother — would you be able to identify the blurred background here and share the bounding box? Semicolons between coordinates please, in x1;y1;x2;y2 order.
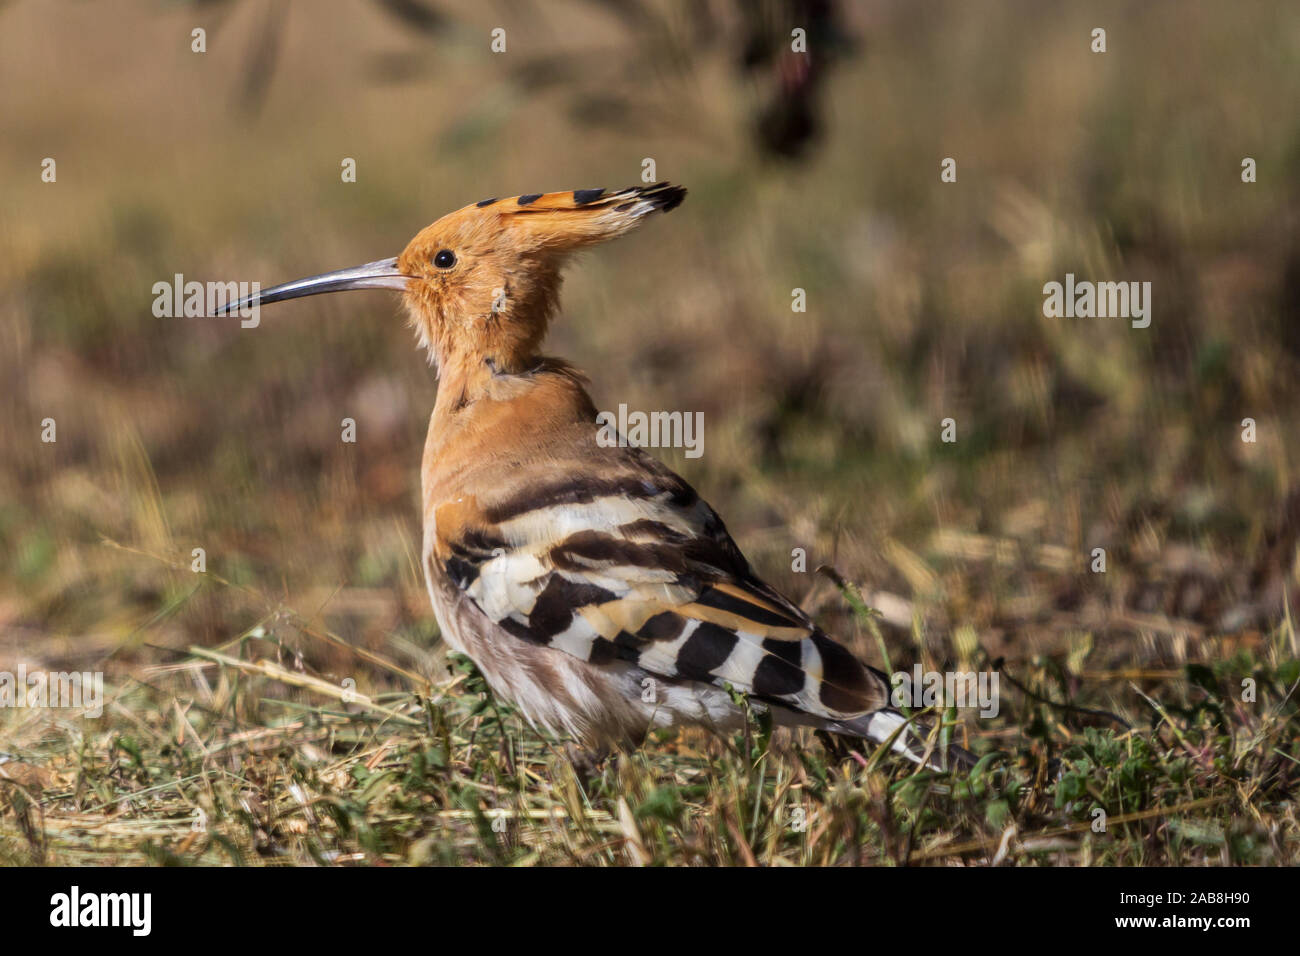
2;0;1298;702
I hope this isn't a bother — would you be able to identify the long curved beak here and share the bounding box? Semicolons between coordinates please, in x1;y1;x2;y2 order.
213;256;410;315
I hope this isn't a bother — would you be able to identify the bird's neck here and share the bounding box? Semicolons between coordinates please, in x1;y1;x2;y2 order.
422;354;598;506
429;353;596;436
432;350;546;412
433;353;499;409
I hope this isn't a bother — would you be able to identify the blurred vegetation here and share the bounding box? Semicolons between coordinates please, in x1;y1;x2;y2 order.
1;0;1297;865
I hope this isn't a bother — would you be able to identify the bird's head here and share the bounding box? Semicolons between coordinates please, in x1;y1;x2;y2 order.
226;183;685;376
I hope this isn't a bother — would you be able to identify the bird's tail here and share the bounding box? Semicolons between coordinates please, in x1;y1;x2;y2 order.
829;708;977;773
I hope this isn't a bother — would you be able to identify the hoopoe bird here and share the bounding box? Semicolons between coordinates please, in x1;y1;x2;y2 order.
226;183;972;771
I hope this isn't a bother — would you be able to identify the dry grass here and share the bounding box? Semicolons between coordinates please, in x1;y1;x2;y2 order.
2;562;1296;866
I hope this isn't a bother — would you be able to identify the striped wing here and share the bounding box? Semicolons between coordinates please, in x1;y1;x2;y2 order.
430;451;885;721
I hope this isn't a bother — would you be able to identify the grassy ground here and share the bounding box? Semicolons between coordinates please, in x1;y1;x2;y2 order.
2;585;1296;866
1;0;1299;865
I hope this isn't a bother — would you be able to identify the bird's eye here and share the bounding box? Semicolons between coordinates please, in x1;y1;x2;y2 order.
433;249;456;269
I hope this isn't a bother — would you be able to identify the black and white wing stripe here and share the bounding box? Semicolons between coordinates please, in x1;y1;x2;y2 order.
430;452;888;723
